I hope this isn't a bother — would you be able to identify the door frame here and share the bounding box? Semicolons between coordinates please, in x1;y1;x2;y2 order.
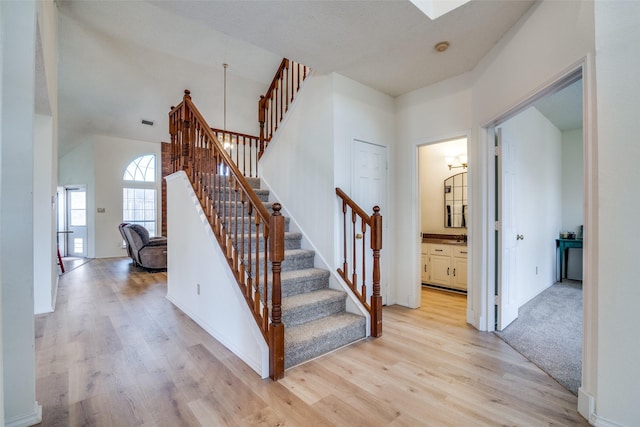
480;57;597;416
64;185;88;257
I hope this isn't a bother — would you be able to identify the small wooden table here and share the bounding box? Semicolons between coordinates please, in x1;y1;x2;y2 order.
556;238;583;282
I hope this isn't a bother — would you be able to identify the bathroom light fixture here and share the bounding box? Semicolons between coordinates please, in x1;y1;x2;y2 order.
222;63;232;150
446;155;467;170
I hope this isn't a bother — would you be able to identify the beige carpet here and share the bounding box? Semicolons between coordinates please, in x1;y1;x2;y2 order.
495;280;582;395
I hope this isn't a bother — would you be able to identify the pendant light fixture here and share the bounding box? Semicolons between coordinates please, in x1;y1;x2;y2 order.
222;63;232;149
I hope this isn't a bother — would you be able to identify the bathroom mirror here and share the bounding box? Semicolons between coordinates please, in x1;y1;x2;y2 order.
444;172;467;228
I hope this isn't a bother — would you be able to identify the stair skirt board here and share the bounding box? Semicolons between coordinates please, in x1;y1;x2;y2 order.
211;179;367;369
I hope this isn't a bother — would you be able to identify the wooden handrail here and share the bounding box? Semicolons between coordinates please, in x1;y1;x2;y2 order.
335;187;383;337
258;59;311;158
170;90;285;379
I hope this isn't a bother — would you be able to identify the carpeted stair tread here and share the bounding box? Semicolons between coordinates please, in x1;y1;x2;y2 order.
282;289;347;326
240;231;302;251
284;312;366;368
257;249;316;272
275;268;331;298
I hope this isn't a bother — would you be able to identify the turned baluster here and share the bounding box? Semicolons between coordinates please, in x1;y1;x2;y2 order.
351;210;357;289
361;219;367;303
259;95;266;156
341;200;348;281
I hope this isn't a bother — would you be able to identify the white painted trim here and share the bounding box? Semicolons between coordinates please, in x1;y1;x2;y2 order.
580;51;599;425
4;403;42;427
578;387;596;424
592;414;626;427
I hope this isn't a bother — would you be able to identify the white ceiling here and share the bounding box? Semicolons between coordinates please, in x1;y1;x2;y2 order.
56;0;539;155
533;79;583;131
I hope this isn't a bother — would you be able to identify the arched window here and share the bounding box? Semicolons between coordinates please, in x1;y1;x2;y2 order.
123;154;157;236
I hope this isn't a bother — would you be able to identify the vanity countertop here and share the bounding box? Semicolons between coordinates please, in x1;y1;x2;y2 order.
422;233;467;246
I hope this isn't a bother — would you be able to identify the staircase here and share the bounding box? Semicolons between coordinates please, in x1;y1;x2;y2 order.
169;59;381;378
230;177;366;368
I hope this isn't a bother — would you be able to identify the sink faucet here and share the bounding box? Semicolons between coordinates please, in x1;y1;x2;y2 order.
457;233;467;243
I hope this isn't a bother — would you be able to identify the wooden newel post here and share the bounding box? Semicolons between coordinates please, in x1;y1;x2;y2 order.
269;203;285;380
370;206;383;337
181;90;192;175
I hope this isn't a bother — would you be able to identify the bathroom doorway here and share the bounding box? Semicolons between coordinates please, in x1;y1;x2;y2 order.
417;136;469;318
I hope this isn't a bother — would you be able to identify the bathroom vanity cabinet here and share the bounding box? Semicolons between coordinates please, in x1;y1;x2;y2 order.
421;242;468;292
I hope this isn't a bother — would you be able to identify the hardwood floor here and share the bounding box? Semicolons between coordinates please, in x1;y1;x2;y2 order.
35;258;588;426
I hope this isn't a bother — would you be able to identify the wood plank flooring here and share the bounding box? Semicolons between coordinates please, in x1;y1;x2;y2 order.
35;258;588;426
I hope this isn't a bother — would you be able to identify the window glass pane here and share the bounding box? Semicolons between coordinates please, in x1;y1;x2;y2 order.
73;238;84;254
123;187;156;236
123;155;156;182
70;192;85;209
71;210;86;226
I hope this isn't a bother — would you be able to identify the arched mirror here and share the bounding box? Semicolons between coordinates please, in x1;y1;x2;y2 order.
444;172;467;228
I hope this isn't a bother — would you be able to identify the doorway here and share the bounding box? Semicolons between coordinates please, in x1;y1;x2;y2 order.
351;139;389;304
491;71;584;330
64;186;88;258
417;136;469;316
487;68;585;395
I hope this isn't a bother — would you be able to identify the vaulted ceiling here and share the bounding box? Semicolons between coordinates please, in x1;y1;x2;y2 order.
56;0;539;155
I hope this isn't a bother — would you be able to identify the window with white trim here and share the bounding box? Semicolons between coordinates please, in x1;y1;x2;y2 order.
123;154;157;236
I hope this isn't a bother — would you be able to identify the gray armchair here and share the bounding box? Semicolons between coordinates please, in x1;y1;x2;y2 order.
122;224;167;270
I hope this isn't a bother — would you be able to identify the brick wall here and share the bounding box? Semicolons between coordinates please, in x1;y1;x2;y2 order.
161;141;171;236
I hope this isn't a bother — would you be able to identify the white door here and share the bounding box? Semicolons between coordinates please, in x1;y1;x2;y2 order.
66;186;88;257
497;128;519;330
352;139;388;303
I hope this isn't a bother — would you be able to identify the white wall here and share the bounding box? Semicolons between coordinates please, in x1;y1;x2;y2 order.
562;128;583;280
394;73;473;308
500;107;562;306
0;0;42;424
332;74;395;303
166;172;268;378
58;134;161;258
93;135;161;257
33;0;60;315
561;128;584;231
0;2;4;422
393;0;596;416
261;73;395;303
594;1;640;425
260;74;335;261
419;138;467;234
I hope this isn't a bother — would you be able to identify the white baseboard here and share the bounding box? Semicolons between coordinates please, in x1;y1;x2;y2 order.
592;414;627;427
5;402;42;427
578;386;595;422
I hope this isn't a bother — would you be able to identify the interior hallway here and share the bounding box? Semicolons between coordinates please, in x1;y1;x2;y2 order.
34;258;587;426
